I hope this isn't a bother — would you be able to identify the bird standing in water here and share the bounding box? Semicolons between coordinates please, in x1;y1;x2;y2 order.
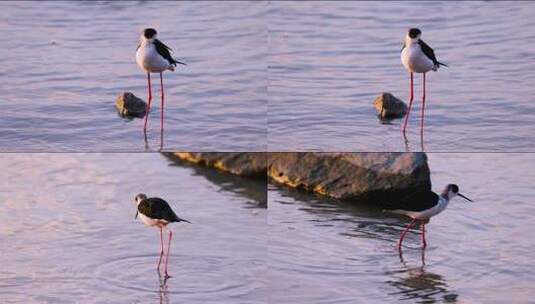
385;184;472;251
136;28;185;141
401;28;447;137
134;193;191;278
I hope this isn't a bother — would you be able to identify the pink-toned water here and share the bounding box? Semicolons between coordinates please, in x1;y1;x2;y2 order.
0;1;267;151
269;154;535;303
0;154;267;303
268;1;535;151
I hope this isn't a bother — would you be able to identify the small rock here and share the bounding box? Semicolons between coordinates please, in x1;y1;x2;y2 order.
373;92;407;119
115;92;147;118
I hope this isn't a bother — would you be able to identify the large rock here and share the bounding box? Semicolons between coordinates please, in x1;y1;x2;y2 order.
268;153;430;204
173;152;266;179
374;92;407;119
116;92;147;118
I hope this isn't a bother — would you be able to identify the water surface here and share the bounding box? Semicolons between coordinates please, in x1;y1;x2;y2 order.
268;1;535;151
0;1;267;151
0;153;267;303
269;153;535;303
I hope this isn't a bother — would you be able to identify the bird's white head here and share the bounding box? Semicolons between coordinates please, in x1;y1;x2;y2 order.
141;28;158;42
441;184;473;202
405;28;422;44
134;193;148;206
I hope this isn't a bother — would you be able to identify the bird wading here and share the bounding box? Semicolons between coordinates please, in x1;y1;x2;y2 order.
384;184;472;251
136;28;186;140
401;28;448;137
134;193;191;278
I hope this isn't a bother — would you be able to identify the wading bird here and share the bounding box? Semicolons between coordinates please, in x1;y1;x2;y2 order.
134;193;191;278
385;184;472;250
401;28;447;136
136;28;185;137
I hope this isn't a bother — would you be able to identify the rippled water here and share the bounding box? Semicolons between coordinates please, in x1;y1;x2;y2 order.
0;154;267;303
0;1;267;151
269;153;535;303
268;2;535;151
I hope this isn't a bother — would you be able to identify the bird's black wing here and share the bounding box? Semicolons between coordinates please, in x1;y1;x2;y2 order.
418;39;447;67
138;197;181;222
401;42;405;52
153;39;186;66
136;42;141;50
385;190;440;212
418;39;439;64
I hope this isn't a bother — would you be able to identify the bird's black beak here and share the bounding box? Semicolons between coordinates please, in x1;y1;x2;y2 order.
458;193;473;202
179;217;192;224
135;210;138;219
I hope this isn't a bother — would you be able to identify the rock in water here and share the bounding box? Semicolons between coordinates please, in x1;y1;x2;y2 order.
172;152;267;178
115;92;147;118
268;152;431;205
373;92;407;119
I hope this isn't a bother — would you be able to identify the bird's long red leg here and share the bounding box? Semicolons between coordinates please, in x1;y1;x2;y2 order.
144;72;152;133
421;221;427;249
164;230;172;278
398;218;417;251
403;72;414;134
160;72;164;149
420;72;426;139
157;226;164;271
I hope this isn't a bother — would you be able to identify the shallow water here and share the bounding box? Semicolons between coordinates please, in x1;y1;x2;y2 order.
0;1;267;151
268;1;535;151
0;154;267;303
268;153;535;303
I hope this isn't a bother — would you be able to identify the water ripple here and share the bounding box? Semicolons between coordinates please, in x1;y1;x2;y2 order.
0;1;267;151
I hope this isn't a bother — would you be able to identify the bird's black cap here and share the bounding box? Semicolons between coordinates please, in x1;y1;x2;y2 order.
408;28;421;39
448;184;459;193
143;28;157;39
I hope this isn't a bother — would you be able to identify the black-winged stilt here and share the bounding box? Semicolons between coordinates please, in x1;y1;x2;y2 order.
134;193;191;278
136;28;185;138
401;28;447;137
385;184;472;251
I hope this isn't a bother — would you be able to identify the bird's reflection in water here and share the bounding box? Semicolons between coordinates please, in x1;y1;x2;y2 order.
399;247;426;268
403;132;411;152
158;274;170;304
142;128;164;151
402;131;425;152
159;128;164;151
143;131;150;151
387;249;459;303
420;131;425;152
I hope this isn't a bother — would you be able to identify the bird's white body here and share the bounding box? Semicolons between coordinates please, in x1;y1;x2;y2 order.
401;37;435;73
136;39;174;73
138;212;169;228
391;195;450;220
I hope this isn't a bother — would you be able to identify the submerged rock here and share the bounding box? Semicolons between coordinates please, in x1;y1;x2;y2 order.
116;92;147;118
374;92;407;119
268;152;430;204
172;152;267;179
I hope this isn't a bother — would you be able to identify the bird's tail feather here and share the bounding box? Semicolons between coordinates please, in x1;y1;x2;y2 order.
168;60;186;71
438;61;448;67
